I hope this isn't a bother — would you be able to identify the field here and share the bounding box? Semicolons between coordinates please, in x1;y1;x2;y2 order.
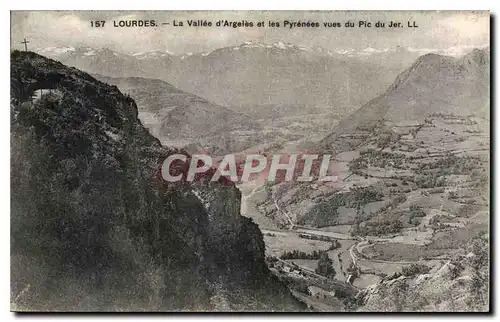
239;113;489;311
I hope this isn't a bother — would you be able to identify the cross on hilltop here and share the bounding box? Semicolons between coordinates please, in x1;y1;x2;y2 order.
21;38;29;51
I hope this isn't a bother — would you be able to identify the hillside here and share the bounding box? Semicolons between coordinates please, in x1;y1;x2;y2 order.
93;75;259;154
93;75;191;113
10;51;303;311
321;48;490;152
358;234;489;312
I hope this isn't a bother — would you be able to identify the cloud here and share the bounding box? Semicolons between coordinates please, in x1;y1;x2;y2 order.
438;13;489;39
427;12;489;48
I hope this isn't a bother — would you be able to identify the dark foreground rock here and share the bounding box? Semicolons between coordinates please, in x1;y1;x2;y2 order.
10;51;304;311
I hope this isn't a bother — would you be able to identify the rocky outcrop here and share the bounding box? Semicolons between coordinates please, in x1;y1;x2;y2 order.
357;234;489;312
10;51;302;311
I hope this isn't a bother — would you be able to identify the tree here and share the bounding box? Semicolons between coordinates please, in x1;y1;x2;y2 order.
315;252;336;278
401;263;430;277
328;240;341;250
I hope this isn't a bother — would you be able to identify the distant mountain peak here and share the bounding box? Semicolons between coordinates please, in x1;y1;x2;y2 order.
36;46;76;55
130;50;174;60
35;46;126;59
184;41;315;58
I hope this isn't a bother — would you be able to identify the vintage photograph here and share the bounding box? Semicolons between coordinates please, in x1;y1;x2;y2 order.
10;10;490;312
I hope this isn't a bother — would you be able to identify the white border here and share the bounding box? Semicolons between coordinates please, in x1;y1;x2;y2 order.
5;1;495;10
2;1;497;321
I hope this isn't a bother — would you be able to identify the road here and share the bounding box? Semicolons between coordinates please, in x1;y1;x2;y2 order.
272;195;295;230
348;237;448;269
239;180;446;289
275;257;358;296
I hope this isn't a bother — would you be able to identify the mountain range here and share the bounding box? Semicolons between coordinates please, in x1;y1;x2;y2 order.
36;42;421;116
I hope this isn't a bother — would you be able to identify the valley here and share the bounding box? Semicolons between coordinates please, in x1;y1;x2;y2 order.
239;111;489;311
234;48;490;311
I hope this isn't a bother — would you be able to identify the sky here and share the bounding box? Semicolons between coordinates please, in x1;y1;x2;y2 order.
10;11;490;55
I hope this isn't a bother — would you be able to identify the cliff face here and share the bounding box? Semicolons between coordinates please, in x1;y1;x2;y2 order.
10;51;301;311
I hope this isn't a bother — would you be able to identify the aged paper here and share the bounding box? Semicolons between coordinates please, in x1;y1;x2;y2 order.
10;11;490;312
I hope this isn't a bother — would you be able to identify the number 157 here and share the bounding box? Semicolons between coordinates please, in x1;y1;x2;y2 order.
90;21;106;27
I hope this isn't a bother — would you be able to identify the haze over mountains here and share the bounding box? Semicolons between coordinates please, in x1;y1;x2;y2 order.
35;41;445;155
167;41;407;112
36;42;420;116
35;44;490;173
